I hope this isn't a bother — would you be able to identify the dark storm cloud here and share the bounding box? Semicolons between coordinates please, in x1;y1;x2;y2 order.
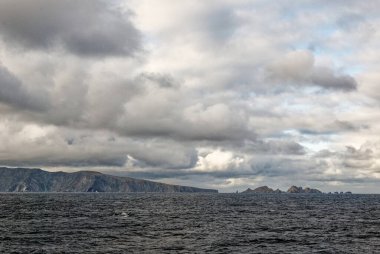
0;0;141;57
0;64;49;111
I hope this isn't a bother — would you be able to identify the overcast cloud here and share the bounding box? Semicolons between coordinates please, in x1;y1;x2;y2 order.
0;0;379;193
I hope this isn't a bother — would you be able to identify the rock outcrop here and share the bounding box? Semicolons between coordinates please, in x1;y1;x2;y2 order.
242;185;323;194
287;186;322;194
242;186;283;194
0;167;218;193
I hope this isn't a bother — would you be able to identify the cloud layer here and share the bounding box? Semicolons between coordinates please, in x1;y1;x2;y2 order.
0;0;379;193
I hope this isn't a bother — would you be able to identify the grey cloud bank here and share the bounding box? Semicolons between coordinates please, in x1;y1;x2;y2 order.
268;50;357;91
0;0;379;193
0;64;49;111
0;0;141;57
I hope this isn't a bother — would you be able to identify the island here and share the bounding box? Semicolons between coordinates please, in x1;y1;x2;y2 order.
243;186;282;193
241;185;352;194
0;167;218;193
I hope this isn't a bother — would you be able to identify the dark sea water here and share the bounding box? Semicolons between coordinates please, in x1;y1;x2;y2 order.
0;193;379;253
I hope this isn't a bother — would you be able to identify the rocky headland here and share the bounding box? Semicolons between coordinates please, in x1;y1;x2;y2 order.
0;167;218;193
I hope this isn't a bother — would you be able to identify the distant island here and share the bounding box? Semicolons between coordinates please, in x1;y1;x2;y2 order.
241;185;352;194
0;167;218;193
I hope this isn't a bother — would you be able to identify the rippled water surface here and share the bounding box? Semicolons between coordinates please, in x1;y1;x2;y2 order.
0;193;379;253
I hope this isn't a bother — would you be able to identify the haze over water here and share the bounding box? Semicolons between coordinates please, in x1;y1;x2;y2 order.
1;193;379;253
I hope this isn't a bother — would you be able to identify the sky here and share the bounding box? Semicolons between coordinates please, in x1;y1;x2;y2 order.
0;0;379;193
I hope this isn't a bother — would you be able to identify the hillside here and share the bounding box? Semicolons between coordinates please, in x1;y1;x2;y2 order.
0;167;218;193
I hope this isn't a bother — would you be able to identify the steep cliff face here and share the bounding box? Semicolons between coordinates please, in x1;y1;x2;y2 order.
0;167;218;193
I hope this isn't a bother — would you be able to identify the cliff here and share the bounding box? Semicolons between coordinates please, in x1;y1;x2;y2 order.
0;167;218;193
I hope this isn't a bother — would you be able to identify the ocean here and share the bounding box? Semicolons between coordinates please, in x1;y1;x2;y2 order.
0;193;379;253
